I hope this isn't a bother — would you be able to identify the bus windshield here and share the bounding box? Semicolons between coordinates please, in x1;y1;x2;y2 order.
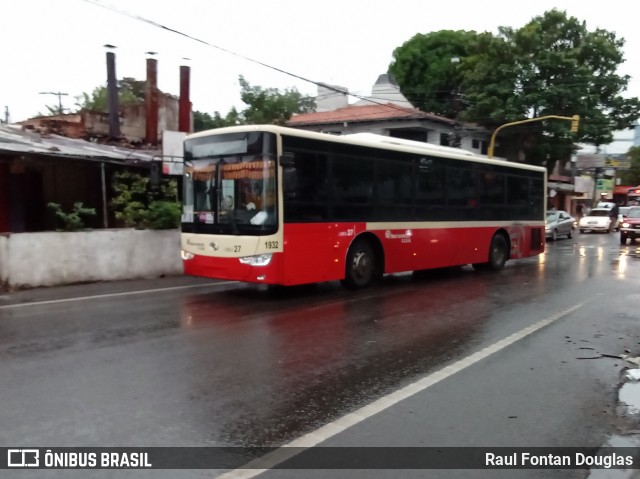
182;132;277;235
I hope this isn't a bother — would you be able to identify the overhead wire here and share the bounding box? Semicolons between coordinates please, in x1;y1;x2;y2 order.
83;1;627;135
81;0;430;118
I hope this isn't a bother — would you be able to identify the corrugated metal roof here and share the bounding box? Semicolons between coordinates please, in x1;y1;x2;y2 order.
0;124;159;163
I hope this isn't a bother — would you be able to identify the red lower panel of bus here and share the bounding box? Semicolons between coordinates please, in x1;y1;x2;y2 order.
183;223;543;286
183;254;284;284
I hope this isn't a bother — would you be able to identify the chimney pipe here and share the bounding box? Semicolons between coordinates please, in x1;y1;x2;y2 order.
106;51;121;139
145;57;159;145
179;65;191;133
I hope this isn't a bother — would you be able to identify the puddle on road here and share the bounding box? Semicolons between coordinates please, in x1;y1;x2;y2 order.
618;381;640;415
586;434;640;479
587;369;640;478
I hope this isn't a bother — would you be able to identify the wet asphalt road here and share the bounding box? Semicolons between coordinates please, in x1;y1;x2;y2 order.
1;231;640;478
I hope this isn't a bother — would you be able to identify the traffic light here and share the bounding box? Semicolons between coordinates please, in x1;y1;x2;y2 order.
570;114;580;133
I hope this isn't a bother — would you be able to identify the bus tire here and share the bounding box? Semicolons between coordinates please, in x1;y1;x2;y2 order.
473;233;509;271
342;238;378;289
488;233;509;270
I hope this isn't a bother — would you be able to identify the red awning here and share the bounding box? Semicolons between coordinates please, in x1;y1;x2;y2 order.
614;185;635;195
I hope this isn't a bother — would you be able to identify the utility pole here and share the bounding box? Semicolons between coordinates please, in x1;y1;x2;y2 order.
3;106;8;124
39;91;68;115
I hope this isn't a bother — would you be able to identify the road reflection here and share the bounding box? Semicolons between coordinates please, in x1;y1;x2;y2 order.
173;234;640;446
180;271;499;446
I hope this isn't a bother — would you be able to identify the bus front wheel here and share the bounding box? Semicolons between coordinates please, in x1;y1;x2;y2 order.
342;239;379;289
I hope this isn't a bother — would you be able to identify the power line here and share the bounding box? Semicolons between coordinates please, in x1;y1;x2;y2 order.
83;1;630;134
82;1;339;94
81;0;433;119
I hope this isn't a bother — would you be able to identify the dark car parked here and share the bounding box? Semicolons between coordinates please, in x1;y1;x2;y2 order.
620;207;640;245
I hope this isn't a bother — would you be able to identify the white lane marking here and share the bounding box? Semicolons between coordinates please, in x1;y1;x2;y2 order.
0;282;238;310
216;301;588;479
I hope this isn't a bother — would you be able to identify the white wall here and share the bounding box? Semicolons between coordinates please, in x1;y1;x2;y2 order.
0;235;7;285
0;229;182;289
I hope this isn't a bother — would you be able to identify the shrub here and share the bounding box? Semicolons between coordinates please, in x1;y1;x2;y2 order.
48;202;97;232
111;170;180;229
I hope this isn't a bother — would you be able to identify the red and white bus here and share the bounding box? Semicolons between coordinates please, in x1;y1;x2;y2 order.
180;125;546;288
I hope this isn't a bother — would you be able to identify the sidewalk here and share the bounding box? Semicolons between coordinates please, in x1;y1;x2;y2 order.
0;274;224;307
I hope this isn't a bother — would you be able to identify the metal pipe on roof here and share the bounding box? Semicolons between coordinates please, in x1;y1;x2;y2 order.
105;50;121;139
179;65;191;133
145;57;159;146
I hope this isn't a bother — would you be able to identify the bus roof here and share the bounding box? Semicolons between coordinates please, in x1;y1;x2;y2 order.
186;124;547;174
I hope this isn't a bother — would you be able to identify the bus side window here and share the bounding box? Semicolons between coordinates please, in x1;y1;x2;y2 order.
282;148;329;222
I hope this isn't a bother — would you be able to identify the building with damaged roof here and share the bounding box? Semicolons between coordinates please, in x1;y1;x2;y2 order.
0;124;160;233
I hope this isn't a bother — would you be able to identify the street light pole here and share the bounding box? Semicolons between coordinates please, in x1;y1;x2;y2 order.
488;114;580;159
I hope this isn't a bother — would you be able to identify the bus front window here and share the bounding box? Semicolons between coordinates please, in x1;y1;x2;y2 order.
217;159;277;228
183;159;276;235
183;131;277;234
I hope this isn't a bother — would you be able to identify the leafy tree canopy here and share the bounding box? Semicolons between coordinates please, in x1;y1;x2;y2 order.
389;30;477;118
389;9;640;170
193;108;242;132
194;75;316;132
618;146;640;186
76;77;145;112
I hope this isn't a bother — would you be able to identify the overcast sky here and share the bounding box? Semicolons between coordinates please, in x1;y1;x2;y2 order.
2;0;638;150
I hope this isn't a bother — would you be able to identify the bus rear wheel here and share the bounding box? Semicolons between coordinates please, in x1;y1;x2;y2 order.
342;239;379;289
473;233;509;271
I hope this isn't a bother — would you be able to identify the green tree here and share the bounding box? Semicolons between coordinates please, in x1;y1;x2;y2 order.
238;76;316;125
465;10;640;171
193;76;316;132
389;30;478;118
618;146;640;186
390;9;640;172
76;77;145;112
193;108;242;131
38;104;67;116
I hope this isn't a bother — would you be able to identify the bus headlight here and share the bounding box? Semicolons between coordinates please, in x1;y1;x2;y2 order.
239;254;273;266
181;250;195;260
622;222;630;228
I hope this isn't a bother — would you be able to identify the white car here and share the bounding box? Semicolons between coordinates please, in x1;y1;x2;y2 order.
597;201;616;209
578;208;618;233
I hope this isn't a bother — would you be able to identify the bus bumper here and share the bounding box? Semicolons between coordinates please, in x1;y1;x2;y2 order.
183;253;282;284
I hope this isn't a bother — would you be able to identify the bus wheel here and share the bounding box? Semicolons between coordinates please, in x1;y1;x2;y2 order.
473;233;508;271
488;234;509;270
342;239;378;289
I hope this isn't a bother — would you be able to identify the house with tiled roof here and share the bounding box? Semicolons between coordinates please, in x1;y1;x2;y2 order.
287;74;491;156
